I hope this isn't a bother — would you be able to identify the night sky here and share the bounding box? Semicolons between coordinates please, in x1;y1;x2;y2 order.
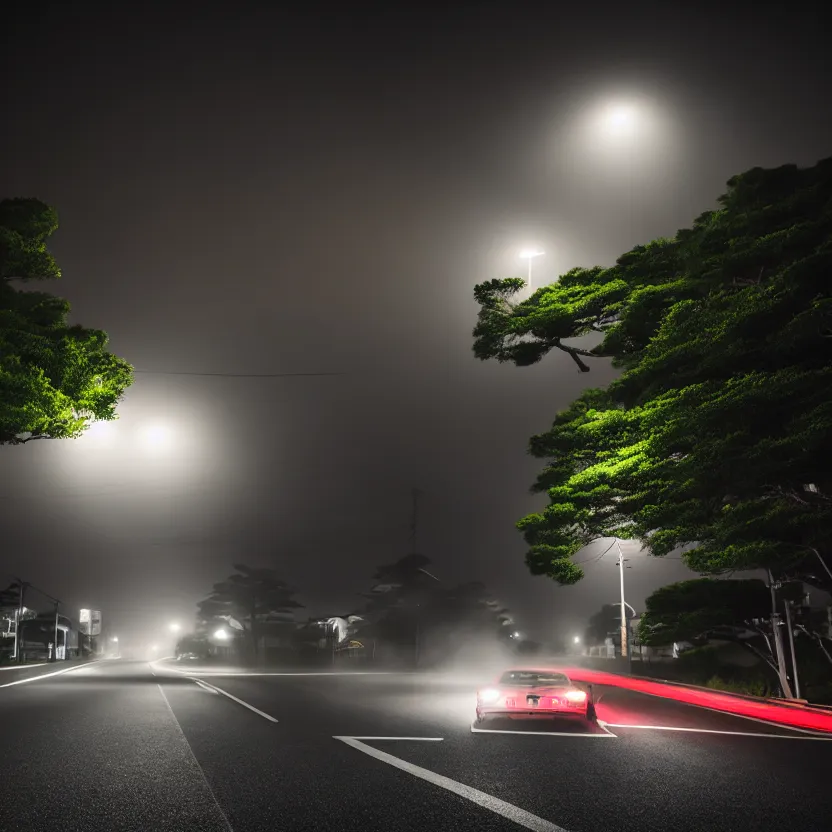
2;2;830;647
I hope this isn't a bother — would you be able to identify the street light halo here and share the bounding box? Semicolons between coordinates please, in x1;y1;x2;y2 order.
519;248;545;260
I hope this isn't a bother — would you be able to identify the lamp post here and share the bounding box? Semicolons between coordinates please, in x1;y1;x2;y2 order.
615;539;632;672
519;249;545;288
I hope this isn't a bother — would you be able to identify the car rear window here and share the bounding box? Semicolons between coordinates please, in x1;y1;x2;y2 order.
499;671;570;686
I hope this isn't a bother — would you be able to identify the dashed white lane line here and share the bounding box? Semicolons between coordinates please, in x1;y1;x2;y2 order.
0;660;104;688
186;676;278;722
603;723;832;740
0;663;47;671
336;736;569;832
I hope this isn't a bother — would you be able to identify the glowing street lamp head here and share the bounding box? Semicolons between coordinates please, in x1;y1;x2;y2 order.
519;249;545;260
213;627;229;640
169;622;181;633
573;635;581;644
141;424;173;451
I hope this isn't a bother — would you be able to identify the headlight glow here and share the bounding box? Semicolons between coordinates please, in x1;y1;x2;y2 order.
478;688;500;703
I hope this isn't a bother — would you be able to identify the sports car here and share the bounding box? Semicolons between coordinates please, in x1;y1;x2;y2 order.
475;668;591;723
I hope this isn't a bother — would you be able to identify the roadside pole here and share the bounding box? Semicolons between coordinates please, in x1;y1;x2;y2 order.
783;600;801;700
52;601;60;662
615;540;631;672
13;579;27;662
767;570;795;699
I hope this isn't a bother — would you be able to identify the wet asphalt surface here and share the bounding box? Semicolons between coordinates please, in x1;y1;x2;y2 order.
1;659;832;831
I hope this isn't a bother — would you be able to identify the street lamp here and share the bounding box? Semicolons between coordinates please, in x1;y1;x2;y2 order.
111;636;118;643
519;249;545;288
213;627;229;640
169;622;181;634
573;635;581;644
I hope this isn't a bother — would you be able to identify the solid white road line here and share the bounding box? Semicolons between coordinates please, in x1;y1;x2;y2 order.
602;723;832;740
165;669;400;676
0;660;104;689
157;685;234;832
471;723;616;738
194;680;219;695
336;736;569;832
186;677;278;722
345;736;444;741
0;663;47;671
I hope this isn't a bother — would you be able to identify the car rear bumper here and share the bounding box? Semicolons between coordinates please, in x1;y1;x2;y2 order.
478;707;587;718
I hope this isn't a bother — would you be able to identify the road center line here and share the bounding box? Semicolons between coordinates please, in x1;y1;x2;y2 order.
194;680;219;695
603;723;832;740
186;677;278;722
335;736;569;832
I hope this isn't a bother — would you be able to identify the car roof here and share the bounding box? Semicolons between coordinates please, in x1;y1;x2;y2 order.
500;668;571;678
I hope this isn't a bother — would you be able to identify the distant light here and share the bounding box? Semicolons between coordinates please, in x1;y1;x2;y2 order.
141;424;173;451
519;249;545;260
111;636;119;643
150;644;158;651
169;622;181;633
604;103;637;133
513;631;520;638
573;636;581;644
213;627;229;640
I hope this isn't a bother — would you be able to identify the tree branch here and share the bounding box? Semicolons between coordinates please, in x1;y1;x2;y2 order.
553;340;593;372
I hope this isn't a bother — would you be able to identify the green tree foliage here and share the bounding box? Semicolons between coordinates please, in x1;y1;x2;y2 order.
0;198;133;444
473;158;832;590
197;564;303;661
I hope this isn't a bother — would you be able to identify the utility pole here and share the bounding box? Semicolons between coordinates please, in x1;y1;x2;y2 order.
52;600;61;662
783;600;801;700
767;570;794;699
13;579;27;663
615;540;631;672
409;487;421;552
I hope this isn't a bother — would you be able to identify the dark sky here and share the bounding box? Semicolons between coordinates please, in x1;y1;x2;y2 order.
2;1;831;647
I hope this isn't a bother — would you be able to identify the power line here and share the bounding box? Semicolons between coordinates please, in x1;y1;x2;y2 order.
133;370;345;378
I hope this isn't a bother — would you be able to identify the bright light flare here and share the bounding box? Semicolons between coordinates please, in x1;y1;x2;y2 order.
478;688;501;703
566;689;587;702
141;424;173;451
519;249;545;260
169;622;181;633
573;636;581;644
213;627;229;640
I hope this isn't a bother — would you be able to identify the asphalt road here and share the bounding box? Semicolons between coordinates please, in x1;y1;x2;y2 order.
2;659;832;831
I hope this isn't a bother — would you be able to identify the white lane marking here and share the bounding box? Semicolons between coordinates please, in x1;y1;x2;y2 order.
345;736;444;741
0;660;104;688
186;677;278;722
194;680;219;695
595;719;618;737
603;723;832;740
471;722;616;738
157;685;234;832
0;663;47;671
336;737;569;832
163;668;400;676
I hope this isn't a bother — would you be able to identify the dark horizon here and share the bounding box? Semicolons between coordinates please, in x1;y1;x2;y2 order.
2;1;831;646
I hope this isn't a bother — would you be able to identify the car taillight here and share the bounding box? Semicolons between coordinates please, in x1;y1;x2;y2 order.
565;689;587;703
